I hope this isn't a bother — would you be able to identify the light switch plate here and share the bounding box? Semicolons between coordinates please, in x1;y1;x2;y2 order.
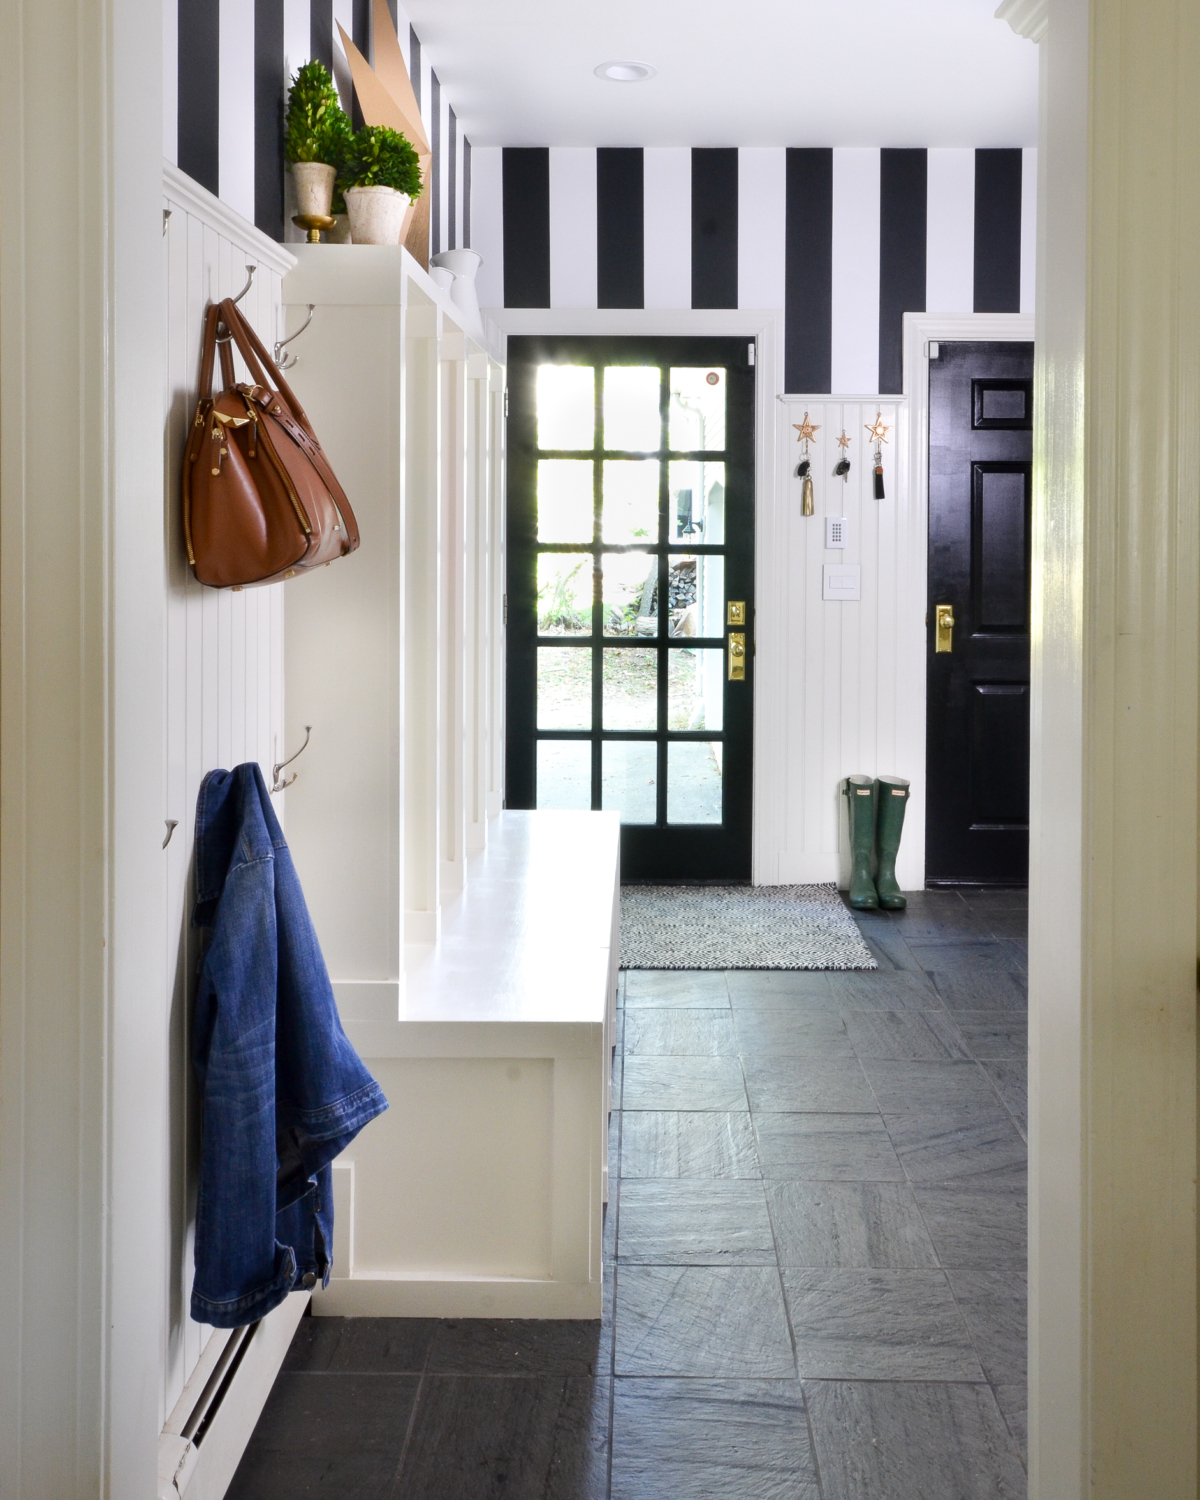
823;564;861;601
826;516;847;549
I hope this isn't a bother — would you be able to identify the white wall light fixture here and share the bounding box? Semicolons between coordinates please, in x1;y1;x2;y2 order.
594;60;657;82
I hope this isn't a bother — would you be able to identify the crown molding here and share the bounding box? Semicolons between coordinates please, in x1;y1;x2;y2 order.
162;161;297;277
995;0;1049;43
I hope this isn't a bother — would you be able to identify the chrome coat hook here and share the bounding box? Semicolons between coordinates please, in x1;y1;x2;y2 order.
216;265;257;342
270;725;311;794
163;819;179;849
275;305;314;370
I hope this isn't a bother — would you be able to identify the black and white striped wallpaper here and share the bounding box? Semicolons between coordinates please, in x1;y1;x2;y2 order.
470;146;1035;395
165;0;471;254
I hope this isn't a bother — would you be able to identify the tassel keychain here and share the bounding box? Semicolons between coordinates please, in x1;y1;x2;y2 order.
865;412;891;501
793;411;820;517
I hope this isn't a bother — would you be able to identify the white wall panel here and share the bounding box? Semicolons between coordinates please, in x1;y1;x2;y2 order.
218;0;255;223
737;147;787;311
549;148;598;309
471;146;505;308
830;149;881;395
760;396;922;889
926;147;975;314
643;147;692;310
161;167;289;1425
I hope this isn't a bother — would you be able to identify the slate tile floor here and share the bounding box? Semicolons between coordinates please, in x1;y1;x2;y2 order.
227;888;1028;1499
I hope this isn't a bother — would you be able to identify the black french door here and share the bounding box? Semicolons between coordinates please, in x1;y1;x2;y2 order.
505;336;756;882
926;340;1034;885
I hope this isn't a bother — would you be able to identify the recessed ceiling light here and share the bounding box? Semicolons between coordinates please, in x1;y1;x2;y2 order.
594;60;656;82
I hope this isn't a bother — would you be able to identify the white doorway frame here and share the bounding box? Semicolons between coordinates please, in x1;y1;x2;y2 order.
487;307;784;886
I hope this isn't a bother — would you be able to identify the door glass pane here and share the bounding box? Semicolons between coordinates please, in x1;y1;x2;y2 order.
537;740;592;809
670;460;725;545
603;367;661;452
668;554;724;638
603;647;658;730
668;741;723;824
602;551;658;637
537;647;591;729
601;459;659;544
668;648;724;730
669;368;726;452
602;741;657;824
537;460;594;543
537;365;594;450
537;553;593;636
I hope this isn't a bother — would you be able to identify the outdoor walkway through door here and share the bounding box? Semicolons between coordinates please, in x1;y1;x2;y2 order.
505;336;755;881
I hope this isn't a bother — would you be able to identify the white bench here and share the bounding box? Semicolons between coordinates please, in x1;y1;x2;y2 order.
315;810;619;1320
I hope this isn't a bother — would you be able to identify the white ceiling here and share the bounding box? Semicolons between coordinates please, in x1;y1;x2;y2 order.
401;0;1039;149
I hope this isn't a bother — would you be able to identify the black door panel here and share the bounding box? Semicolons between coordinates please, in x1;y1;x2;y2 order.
927;341;1033;885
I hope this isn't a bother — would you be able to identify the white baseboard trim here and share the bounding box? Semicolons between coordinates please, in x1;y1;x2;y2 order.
314;1275;602;1319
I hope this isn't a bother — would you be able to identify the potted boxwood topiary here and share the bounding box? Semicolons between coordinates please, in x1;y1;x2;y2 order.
285;61;353;223
343;125;422;245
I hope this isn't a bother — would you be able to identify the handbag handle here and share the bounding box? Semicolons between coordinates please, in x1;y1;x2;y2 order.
197;302;238;396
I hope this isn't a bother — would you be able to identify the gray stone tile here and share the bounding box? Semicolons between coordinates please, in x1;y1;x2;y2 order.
743;1055;877;1112
725;970;834;1004
843;1010;970;1060
906;941;1027;1011
618;1179;775;1265
755;1113;905;1181
622;1007;738;1056
783;1269;982;1379
885;1106;1027;1183
732;1007;855;1056
947;1268;1027;1386
427;1319;606;1376
982;1059;1028;1138
993;1382;1028;1466
611;1379;819;1500
860;1059;1000;1113
622;1055;748;1111
624;970;730;1007
980;907;1028;940
857;927;929;975
958;888;1028;911
766;1181;938;1268
615;1265;795;1376
610;1045;624;1109
397;1375;609;1500
826;968;943;1011
620;1110;760;1179
952;1012;1028;1058
912;1171;1027;1266
1001;938;1028;973
888;900;995;943
803;1379;1027;1499
226;1372;420;1500
283;1315;436;1373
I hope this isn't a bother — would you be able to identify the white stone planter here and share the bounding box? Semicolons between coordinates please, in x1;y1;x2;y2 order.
430;248;483;326
345;186;410;246
290;161;336;219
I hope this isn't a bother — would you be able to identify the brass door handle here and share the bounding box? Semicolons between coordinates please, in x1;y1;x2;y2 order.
935;604;954;653
728;631;746;681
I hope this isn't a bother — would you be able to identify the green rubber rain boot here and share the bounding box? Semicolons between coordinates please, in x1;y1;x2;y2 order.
844;775;879;910
874;776;910;909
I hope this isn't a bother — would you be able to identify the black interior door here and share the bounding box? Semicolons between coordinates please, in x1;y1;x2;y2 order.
505;335;755;882
926;341;1033;885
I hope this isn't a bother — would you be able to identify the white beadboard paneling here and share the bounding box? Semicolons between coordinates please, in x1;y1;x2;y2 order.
1020;146;1038;315
926;148;975;314
161;165;290;1424
471;146;505;309
763;396;922;891
643;147;692;310
549;148;598;309
218;0;255;223
737;147;787;312
830;150;881;395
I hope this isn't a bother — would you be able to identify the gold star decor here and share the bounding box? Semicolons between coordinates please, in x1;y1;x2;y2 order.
836;429;851;450
793;413;820;445
865;413;891;445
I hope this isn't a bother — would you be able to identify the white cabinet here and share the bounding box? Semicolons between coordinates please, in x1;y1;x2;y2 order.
280;247;615;1318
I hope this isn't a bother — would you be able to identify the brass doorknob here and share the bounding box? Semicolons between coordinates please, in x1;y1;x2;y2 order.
728;631;746;681
935;604;954;653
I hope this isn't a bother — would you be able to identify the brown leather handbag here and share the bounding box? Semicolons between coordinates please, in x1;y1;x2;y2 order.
182;296;359;588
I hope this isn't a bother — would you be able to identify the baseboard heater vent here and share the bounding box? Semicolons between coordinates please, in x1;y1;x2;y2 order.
156;1293;309;1500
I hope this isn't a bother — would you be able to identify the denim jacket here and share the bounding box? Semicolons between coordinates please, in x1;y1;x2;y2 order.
190;763;387;1328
